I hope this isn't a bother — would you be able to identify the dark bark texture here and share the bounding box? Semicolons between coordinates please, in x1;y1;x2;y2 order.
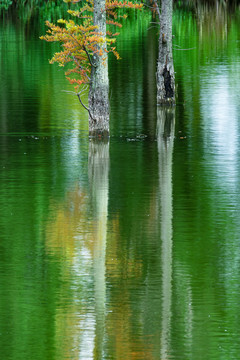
156;0;175;105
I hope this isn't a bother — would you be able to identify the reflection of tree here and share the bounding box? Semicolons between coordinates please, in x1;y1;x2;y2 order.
194;0;229;45
45;140;110;360
157;107;175;359
88;140;109;358
45;186;91;360
104;109;176;359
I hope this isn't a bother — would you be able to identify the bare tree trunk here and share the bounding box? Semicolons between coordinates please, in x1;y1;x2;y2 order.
156;0;175;105
88;0;110;137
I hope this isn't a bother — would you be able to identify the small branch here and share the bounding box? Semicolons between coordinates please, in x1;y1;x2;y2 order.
65;50;90;81
83;45;96;68
62;90;78;95
173;47;196;51
148;25;159;31
68;33;96;68
153;0;161;23
77;92;90;113
62;89;94;120
72;55;91;81
69;33;83;48
144;4;157;10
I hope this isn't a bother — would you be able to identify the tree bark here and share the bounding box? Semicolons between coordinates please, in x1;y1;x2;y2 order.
88;0;110;137
156;0;175;105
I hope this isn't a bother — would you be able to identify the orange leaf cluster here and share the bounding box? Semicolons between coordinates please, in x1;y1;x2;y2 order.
40;0;142;92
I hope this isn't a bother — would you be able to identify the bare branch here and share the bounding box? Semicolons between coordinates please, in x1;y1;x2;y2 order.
69;33;96;68
153;0;161;22
144;4;157;10
62;90;77;95
174;47;196;51
62;89;93;119
77;93;91;113
148;25;159;31
72;55;91;81
83;45;96;67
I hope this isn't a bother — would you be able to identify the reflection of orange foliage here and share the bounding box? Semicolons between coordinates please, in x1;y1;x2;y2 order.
106;219;157;360
107;217;143;278
46;185;157;359
45;185;93;360
106;296;155;360
46;185;92;261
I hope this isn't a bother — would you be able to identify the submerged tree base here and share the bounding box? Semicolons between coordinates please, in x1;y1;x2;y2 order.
89;129;110;139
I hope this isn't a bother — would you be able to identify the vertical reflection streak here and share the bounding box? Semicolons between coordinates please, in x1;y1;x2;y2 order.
88;140;109;359
157;108;175;359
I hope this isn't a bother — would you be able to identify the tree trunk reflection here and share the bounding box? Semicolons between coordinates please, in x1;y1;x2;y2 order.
88;139;109;359
157;107;175;358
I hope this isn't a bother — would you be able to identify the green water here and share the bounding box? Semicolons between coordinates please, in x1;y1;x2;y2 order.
1;2;240;359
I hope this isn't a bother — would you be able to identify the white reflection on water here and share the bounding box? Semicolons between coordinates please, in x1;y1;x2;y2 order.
45;140;109;359
157;108;176;359
89;141;109;359
200;63;240;192
72;246;95;360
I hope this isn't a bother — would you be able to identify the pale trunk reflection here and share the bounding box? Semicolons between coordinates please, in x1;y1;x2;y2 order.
88;140;109;359
157;107;175;359
45;138;109;359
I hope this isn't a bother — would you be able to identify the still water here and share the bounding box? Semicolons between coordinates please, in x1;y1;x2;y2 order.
1;3;240;359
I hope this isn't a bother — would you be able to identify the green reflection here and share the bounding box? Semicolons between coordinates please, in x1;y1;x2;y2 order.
1;2;240;360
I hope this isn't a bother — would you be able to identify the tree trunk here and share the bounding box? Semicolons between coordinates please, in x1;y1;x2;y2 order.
88;0;110;137
156;0;175;105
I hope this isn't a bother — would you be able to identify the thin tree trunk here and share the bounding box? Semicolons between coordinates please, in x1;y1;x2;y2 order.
88;0;110;137
156;0;175;105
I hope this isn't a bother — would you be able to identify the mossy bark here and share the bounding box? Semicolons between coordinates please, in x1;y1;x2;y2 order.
88;0;110;137
156;0;175;105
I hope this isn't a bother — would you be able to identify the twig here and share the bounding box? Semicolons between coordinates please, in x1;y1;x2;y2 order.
62;90;78;95
173;47;196;51
153;0;161;22
72;55;91;81
148;25;159;31
83;45;96;68
144;4;157;10
62;89;93;119
69;33;96;68
77;92;90;113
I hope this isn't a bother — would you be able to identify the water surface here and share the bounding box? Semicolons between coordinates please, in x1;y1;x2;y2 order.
1;3;240;359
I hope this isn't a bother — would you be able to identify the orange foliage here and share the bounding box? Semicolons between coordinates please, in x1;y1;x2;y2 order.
40;0;143;92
